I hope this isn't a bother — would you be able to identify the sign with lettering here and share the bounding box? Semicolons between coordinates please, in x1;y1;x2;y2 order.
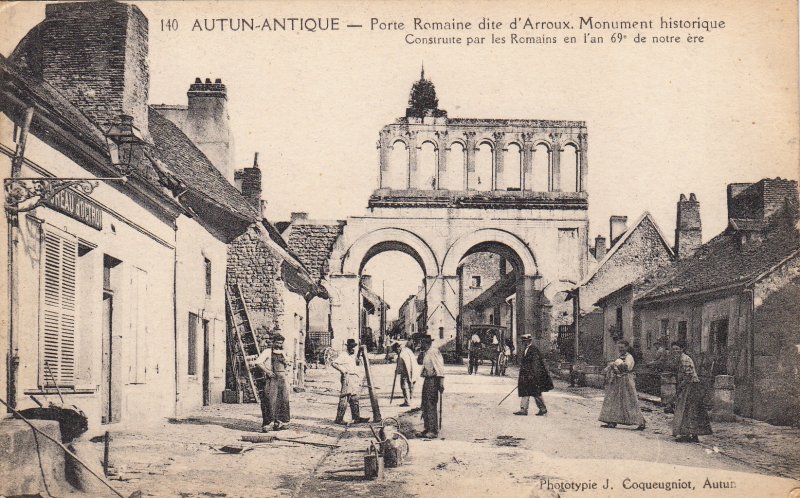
44;188;103;231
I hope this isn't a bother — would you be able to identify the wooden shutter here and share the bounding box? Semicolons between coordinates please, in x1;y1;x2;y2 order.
40;226;78;388
128;267;149;384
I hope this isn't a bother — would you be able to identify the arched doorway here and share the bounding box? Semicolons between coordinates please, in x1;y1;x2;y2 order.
442;229;540;357
337;229;439;351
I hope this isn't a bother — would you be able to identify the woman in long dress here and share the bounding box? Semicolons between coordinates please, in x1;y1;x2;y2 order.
671;341;712;442
599;340;646;430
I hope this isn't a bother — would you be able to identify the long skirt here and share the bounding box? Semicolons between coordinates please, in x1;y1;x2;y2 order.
421;377;440;433
598;373;645;426
673;382;712;436
261;375;290;424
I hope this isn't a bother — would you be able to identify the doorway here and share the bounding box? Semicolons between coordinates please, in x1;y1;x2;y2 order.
101;254;121;423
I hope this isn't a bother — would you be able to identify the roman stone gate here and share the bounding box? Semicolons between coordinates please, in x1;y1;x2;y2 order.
326;71;589;353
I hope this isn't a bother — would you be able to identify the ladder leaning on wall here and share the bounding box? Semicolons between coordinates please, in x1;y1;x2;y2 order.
226;284;263;403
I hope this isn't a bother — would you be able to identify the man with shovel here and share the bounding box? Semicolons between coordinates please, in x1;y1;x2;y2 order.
332;339;370;425
418;335;445;438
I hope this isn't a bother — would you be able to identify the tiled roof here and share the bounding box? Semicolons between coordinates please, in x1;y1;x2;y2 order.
282;222;345;282
637;220;800;302
147;109;259;222
0;55;259;229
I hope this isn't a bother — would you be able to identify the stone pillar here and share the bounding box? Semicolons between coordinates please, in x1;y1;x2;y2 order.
550;133;562;192
408;131;418;189
436;131;448;189
711;374;736;422
327;274;360;351
378;132;389;188
516;275;544;353
465;131;476;188
660;373;677;413
493;132;505;190
578;132;588;192
522;132;534;190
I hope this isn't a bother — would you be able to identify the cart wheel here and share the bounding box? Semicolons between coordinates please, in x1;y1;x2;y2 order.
322;347;336;367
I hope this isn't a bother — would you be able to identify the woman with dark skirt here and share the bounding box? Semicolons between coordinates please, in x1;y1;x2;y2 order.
599;340;646;430
671;341;712;443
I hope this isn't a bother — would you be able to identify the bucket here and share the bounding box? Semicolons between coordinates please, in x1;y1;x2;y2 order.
364;442;384;480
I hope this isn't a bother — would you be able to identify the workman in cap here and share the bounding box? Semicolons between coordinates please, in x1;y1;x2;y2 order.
515;333;553;416
247;333;291;432
331;338;370;425
418;335;445;438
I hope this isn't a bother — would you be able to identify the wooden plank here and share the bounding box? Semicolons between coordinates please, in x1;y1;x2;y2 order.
359;345;382;422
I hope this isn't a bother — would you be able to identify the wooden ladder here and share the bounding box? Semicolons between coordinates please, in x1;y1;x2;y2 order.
226;284;264;403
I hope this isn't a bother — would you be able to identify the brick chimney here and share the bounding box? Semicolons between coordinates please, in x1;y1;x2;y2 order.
727;178;799;223
35;1;151;141
609;216;628;246
185;78;234;182
594;235;607;261
291;212;309;223
675;193;702;259
237;153;262;211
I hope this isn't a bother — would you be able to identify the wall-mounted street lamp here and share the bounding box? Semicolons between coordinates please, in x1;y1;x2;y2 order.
4;114;143;214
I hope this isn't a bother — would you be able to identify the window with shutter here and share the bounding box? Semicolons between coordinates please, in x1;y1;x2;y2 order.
40;226;78;388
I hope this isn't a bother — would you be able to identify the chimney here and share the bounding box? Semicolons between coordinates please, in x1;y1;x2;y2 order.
291;212;309;223
38;2;151;141
185;77;235;182
594;235;607;261
675;193;702;259
609;216;628;245
727;178;799;223
239;152;262;211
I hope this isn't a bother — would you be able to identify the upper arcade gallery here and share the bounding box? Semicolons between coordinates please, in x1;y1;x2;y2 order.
376;70;588;196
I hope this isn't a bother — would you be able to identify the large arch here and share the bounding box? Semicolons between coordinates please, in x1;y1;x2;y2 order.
341;227;439;276
441;228;537;276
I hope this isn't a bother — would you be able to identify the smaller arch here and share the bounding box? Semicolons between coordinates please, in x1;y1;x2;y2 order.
390;137;410;149
441;228;537;277
561;139;580;150
531;139;552;151
341;227;439;276
476;138;496;150
505;140;524;151
419;139;439;151
448;138;467;151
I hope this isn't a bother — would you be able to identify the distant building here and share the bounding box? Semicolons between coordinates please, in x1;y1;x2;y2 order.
576;210;678;362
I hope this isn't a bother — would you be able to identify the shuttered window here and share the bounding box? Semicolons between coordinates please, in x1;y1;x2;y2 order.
188;312;198;376
40;226;78;388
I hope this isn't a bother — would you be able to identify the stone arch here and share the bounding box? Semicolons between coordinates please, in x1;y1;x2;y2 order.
385;139;410;189
561;143;579;192
448;138;467;150
441;228;537;276
341;228;439;276
415;140;438;190
472;141;494;191
443;140;466;190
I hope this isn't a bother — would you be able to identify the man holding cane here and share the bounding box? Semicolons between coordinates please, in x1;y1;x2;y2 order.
417;335;445;438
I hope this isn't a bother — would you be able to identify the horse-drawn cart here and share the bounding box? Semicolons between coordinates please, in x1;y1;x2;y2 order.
465;324;509;376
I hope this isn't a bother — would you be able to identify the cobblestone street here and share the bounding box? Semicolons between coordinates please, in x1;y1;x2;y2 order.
71;360;800;497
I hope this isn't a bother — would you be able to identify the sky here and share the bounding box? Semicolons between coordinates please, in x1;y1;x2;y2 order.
2;1;798;316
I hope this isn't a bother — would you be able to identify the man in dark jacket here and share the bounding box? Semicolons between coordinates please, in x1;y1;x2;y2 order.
515;334;554;416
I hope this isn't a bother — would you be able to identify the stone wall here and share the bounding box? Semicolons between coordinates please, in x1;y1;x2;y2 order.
752;251;800;426
227;225;285;334
583;215;673;312
39;1;150;137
